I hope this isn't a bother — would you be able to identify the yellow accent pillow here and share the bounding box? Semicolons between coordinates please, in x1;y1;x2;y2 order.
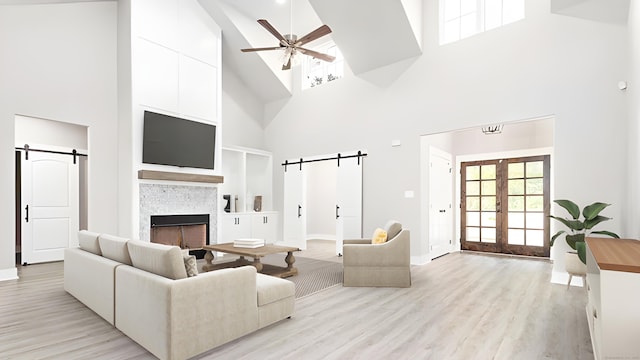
371;228;388;244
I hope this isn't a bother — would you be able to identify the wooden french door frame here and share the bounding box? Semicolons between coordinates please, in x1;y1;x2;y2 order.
461;155;550;257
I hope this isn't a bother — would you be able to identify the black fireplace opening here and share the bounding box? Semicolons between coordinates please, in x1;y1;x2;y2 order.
150;214;209;259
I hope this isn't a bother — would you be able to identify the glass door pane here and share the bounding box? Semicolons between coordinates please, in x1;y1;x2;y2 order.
461;156;550;257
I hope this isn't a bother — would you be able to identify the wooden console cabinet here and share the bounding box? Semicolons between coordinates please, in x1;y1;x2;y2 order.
585;237;640;360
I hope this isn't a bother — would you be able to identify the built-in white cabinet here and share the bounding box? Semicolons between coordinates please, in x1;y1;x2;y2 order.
251;212;278;243
220;146;273;213
220;146;278;244
221;212;278;244
586;237;640;360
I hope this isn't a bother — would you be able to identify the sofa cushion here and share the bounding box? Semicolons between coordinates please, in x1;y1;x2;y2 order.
256;274;295;306
98;234;132;265
384;220;402;240
371;228;387;244
78;230;102;255
127;239;187;280
183;254;198;277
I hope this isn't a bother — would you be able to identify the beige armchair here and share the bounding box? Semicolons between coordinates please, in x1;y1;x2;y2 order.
342;220;411;287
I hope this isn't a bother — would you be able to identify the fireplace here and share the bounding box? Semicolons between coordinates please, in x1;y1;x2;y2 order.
150;214;209;255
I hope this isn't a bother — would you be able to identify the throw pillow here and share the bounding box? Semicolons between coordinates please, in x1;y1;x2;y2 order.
183;254;198;277
371;228;388;244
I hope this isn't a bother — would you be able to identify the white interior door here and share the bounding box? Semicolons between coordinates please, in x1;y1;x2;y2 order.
336;156;363;256
21;151;79;264
429;147;453;260
282;164;307;250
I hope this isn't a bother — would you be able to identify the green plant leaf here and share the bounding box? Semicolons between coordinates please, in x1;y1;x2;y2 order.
583;202;611;221
566;233;585;251
576;242;587;264
591;230;620;238
584;215;611;230
550;230;566;246
549;215;585;231
554;199;580;219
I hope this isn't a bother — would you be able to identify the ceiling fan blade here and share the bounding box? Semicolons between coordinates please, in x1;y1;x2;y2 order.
241;47;282;52
296;25;332;46
282;47;293;67
282;57;292;71
257;19;287;43
298;48;336;62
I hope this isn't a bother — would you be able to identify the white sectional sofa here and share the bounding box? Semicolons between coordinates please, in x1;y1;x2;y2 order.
64;231;295;360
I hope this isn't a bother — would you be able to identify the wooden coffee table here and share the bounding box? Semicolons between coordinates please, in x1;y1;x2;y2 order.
202;243;301;278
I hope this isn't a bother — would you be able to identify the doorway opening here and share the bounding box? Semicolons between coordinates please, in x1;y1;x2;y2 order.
421;116;554;260
282;151;365;255
14;115;88;265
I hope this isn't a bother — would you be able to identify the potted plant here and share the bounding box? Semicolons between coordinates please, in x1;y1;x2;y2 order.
550;199;620;265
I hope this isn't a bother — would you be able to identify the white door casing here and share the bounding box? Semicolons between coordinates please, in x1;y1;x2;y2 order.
282;164;307;250
21;151;79;264
336;156;363;256
429;147;453;260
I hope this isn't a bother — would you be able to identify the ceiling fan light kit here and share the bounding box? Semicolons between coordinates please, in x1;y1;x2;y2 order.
241;19;335;70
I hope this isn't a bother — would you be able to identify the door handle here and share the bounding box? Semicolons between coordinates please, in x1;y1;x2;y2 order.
439;209;446;213
336;205;340;219
25;205;29;223
264;216;267;224
298;205;302;218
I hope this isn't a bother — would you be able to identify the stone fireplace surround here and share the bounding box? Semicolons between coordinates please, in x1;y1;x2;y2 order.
139;183;217;245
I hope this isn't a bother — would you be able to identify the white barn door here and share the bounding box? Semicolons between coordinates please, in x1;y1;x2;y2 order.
335;155;363;256
282;163;307;250
21;151;79;264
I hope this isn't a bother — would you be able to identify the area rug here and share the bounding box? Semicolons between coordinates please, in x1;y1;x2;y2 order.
262;254;343;299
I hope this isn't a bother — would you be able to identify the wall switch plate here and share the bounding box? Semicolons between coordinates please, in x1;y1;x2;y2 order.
404;190;414;198
391;140;401;147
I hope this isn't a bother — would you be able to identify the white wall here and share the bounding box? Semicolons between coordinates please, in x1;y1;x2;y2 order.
15;115;87;150
221;67;265;149
627;1;640;238
0;2;118;280
265;0;629;265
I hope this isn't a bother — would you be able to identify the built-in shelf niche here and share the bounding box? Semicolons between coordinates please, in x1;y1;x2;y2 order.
220;146;272;213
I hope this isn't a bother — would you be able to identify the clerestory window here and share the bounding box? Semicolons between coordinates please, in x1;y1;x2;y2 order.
440;0;525;45
301;42;343;90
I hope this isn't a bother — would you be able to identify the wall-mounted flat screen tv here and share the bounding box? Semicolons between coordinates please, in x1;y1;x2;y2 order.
142;110;216;170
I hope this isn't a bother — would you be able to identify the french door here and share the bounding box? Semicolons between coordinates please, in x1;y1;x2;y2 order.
460;155;550;257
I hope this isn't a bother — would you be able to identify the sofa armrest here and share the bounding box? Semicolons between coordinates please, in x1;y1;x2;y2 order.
64;247;121;325
343;230;410;267
115;265;260;360
343;238;371;245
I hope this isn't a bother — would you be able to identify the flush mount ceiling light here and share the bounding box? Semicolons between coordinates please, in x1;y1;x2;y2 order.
481;124;504;135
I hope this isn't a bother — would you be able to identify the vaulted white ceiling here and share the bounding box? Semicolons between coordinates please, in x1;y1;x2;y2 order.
0;0;630;103
199;0;424;103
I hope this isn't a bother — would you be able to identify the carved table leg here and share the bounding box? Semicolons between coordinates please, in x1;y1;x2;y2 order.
203;250;214;272
252;257;264;272
285;251;296;270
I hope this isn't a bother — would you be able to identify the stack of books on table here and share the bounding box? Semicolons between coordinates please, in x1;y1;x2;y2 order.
233;238;265;248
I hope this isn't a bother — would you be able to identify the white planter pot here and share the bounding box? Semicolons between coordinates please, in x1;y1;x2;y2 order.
565;251;587;288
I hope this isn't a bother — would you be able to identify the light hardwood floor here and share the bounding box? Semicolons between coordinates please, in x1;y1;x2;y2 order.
0;241;592;360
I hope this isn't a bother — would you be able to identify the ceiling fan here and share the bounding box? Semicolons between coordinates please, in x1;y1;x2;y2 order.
241;19;336;70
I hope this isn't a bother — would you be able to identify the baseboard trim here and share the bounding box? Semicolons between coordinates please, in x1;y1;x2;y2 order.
0;267;19;282
306;234;337;241
411;254;431;266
